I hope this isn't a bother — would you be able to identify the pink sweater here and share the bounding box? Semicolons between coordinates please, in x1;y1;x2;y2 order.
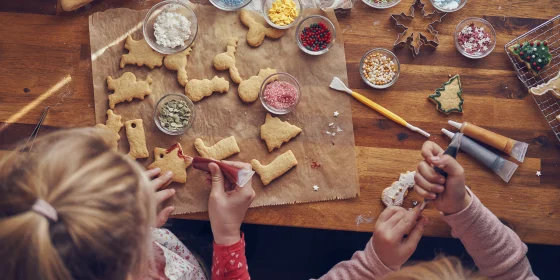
318;189;538;279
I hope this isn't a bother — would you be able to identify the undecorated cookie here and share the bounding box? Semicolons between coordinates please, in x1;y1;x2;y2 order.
428;75;464;114
125;119;149;160
381;171;416;207
59;0;93;11
238;68;277;102
94;109;123;148
185;76;229;102
213;38;242;84
107;72;152;109
120;35;165;69
194;136;240;160
530;71;560;99
260;113;302;152
240;10;285;47
164;45;193;86
148;143;192;183
252;150;298;185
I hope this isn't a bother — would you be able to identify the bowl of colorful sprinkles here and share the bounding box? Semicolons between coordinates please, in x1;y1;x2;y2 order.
262;0;302;30
296;15;335;55
209;0;252;11
260;72;301;115
430;0;468;12
154;94;195;135
455;17;496;59
362;0;401;9
360;48;400;89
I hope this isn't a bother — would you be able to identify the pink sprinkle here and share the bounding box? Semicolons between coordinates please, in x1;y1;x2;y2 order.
457;22;492;56
264;81;298;110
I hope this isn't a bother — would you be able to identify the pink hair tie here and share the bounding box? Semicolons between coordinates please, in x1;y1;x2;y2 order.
31;199;58;222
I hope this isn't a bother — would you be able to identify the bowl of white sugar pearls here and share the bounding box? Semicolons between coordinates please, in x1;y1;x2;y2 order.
143;0;198;55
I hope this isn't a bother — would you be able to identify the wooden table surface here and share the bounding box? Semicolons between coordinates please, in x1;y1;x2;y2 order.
1;0;559;245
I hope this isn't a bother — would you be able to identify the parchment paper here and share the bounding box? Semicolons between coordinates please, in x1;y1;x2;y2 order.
89;4;359;214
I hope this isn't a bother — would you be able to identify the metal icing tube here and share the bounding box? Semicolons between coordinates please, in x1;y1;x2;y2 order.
442;129;518;183
448;120;528;162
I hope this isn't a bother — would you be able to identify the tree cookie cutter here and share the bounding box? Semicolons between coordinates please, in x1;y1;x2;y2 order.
390;0;447;56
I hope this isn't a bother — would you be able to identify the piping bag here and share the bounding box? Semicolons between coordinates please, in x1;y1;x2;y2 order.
442;129;518;183
192;157;255;189
448;120;528;162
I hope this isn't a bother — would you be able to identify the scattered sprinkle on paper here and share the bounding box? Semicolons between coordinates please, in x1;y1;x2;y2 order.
328;122;335;127
334;111;340;117
313;185;319;191
412;201;418;206
336;126;343;132
536;171;541;176
311;159;322;169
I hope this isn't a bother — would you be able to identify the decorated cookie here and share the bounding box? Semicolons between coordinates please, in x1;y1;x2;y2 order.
213;38;242;84
508;40;552;76
164;45;193;86
94;109;123;148
530;71;560;99
185;76;229;102
240;10;285;47
148;143;192;183
252;150;298;186
238;68;277;102
125;119;149;160
107;72;152;109
428;75;464;114
120;35;165;69
194;136;241;160
381;171;416;207
260;114;302;152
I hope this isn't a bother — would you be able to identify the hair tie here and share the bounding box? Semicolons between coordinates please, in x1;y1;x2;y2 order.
31;199;58;222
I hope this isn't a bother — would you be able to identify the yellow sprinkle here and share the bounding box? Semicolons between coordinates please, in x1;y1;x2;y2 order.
268;0;298;26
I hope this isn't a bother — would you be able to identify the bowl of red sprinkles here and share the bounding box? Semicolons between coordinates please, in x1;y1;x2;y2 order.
455;17;496;59
296;15;335;55
260;72;301;115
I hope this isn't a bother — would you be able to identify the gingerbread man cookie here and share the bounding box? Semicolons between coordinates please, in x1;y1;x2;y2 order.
530;71;560;99
194;136;240;160
164;45;193;87
120;35;165;69
260;113;302;152
381;171;416;207
252;150;298;186
240;10;285;47
107;72;152;109
185;76;229;102
238;68;277;102
148;143;192;183
213;37;242;84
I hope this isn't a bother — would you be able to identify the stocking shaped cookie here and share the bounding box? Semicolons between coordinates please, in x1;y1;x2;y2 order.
185;76;229;102
213;38;242;84
194;136;240;160
252;150;298;186
94;109;123;149
107;72;152;109
381;171;416;207
125;119;149;160
164;46;193;86
120;35;165;69
240;10;285;47
148;143;192;183
238;68;277;102
260;113;302;152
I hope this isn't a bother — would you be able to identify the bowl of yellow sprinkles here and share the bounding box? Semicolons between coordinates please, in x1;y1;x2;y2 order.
262;0;302;29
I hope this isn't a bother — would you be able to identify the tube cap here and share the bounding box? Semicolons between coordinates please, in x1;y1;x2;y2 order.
448;120;462;130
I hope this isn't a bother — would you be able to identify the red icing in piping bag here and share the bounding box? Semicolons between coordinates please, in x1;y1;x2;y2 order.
166;143;192;161
192;157;254;188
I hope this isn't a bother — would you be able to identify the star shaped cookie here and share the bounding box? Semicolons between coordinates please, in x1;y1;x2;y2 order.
148;143;192;183
260;113;302;152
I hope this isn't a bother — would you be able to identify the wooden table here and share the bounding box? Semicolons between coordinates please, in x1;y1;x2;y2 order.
1;0;559;245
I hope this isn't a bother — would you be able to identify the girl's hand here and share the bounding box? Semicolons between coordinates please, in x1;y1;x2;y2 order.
207;161;256;246
414;141;471;215
146;168;176;228
373;206;429;270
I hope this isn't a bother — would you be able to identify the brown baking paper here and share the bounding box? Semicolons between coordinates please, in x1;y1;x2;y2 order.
89;5;359;214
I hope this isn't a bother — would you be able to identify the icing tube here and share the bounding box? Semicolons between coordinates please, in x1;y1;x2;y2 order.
192;157;255;188
442;129;518;183
448;120;528;162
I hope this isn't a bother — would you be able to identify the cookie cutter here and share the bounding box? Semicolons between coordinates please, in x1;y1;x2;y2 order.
390;0;447;56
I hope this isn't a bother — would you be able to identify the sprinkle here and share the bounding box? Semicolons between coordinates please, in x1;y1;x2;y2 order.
336;126;343;132
334;111;340;117
268;0;298;26
412;201;418;206
311;159;322;169
222;0;244;6
313;185;319;191
263;81;298;110
299;22;332;52
536;171;541;176
362;52;397;86
328;122;335;127
457;22;492;56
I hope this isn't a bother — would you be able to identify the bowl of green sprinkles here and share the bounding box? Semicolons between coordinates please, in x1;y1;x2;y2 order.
154;94;195;135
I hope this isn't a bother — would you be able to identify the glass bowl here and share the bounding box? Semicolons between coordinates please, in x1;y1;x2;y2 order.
362;0;401;9
209;0;253;11
143;0;198;55
430;0;468;12
454;17;496;59
296;15;336;56
259;72;301;115
154;94;196;135
359;48;401;89
262;0;302;30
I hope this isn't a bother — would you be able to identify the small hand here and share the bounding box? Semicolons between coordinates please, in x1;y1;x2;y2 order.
146;168;176;228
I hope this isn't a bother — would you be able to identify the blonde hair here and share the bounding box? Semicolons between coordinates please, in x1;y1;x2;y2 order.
0;128;155;280
383;256;487;280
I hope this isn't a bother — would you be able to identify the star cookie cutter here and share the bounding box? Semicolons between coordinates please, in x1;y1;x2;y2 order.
390;0;447;56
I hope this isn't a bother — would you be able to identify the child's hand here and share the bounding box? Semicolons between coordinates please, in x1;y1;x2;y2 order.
146;168;176;227
373;206;429;270
414;141;471;215
207;161;256;246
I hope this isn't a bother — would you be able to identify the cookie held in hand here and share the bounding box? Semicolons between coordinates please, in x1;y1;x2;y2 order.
252;150;298;185
240;10;285;47
107;72;152;109
428;75;464;115
260;114;302;152
381;171;416;207
148;143;193;184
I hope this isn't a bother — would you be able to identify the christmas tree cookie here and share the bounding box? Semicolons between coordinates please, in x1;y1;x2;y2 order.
428;75;464;115
508;40;552;76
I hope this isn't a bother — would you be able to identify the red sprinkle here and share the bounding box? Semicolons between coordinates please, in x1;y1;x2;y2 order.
311;159;322;169
264;81;299;110
544;41;548;46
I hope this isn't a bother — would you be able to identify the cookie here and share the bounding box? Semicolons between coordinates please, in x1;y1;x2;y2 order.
428;75;464;114
508;40;551;76
260;113;302;152
120;35;165;69
213;38;242;84
240;10;285;47
59;0;93;11
238;68;277;102
107;72;153;109
530;71;560;99
194;136;240;160
164;45;193;86
381;171;416;207
251;150;298;185
148;143;192;183
185;76;229;102
125;119;149;160
94;109;123;148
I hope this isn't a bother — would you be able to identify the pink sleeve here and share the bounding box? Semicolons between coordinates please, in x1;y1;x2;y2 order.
441;188;538;280
212;233;250;280
317;238;394;279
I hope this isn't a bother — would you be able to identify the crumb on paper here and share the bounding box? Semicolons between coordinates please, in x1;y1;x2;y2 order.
334;111;340;117
313;185;319;191
536;171;541;176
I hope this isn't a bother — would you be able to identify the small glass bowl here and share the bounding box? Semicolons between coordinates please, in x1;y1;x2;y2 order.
259;72;301;115
262;0;302;30
143;0;198;55
209;0;253;11
454;17;496;59
154;94;196;135
430;0;468;13
362;0;401;9
359;48;401;89
296;15;336;56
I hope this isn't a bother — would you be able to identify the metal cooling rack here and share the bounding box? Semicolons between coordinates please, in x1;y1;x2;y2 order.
505;14;560;142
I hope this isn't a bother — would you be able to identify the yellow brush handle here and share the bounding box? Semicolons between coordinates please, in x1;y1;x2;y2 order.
351;91;408;127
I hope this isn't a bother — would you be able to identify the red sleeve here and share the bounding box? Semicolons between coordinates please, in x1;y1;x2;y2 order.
212;233;250;280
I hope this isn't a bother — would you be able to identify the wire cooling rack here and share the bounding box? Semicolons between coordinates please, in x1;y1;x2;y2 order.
505;14;560;142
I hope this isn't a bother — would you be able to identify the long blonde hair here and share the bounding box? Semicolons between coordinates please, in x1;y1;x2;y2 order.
383;256;487;280
0;128;155;280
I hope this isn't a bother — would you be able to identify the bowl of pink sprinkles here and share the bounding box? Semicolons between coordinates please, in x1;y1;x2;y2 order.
260;72;301;115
